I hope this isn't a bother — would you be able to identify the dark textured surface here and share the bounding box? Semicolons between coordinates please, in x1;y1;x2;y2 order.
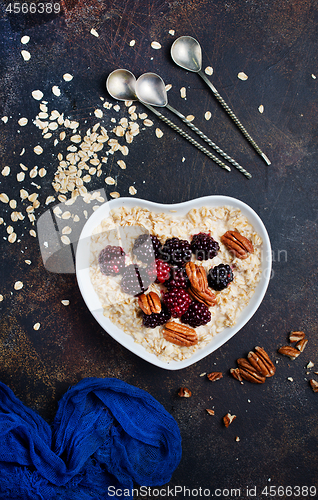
0;0;318;496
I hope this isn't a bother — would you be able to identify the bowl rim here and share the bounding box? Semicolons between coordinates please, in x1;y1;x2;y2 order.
75;195;272;370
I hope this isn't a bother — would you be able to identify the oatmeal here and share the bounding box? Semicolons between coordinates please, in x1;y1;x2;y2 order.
89;205;262;363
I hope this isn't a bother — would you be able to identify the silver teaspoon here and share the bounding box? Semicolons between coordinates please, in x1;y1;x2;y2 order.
171;36;271;166
136;72;251;179
106;69;231;173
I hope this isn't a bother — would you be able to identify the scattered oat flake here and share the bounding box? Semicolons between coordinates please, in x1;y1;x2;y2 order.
61;235;71;245
0;295;3;301
90;28;99;37
18;117;28;126
63;73;73;82
238;72;248;81
110;191;120;198
258;105;264;114
94;109;103;118
151;41;161;49
205;111;212;120
52;86;61;96
307;361;314;368
155;128;163;138
33;323;41;330
143;119;153;127
180;87;186;98
117;160;126;169
17;172;25;182
8;233;17;243
2;166;10;176
14;281;23;290
30;229;36;237
105;176;116;185
169;29;175;35
186;115;194;122
205;66;213;76
312;74;317;79
32;90;43;100
34;145;43;155
129;186;137;195
21;50;31;61
21;35;30;44
1;116;8;123
25;260;31;265
129;40;136;47
61;300;70;306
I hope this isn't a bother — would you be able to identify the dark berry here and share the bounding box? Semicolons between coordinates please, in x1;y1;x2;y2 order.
191;232;220;261
121;264;152;296
132;234;155;264
163;287;192;318
159;237;191;267
142;304;171;328
207;264;234;291
150;235;163;259
98;245;125;276
154;259;171;283
164;266;189;289
181;301;211;327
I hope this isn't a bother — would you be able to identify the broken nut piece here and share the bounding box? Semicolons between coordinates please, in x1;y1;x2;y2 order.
138;291;161;315
207;371;223;382
278;345;300;360
220;230;254;259
178;387;192;398
295;338;308;352
223;413;236;427
162;321;198;347
206;409;215;415
289;330;305;343
309;379;318;393
230;368;243;383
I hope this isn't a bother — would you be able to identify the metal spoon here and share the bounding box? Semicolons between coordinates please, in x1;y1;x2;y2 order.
171;36;271;166
106;69;231;173
136;72;251;179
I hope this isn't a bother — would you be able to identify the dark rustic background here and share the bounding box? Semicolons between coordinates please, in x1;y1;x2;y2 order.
0;0;318;497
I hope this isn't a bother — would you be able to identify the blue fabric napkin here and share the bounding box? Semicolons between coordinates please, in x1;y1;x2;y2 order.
0;377;182;499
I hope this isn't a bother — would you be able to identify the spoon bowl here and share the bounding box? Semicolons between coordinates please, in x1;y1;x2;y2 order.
135;73;167;107
106;69;137;101
171;35;202;72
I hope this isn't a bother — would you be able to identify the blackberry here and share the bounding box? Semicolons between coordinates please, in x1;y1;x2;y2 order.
164;266;189;289
163;287;192;318
121;264;152;296
132;234;162;264
142;304;171;328
181;301;211;327
208;264;234;291
154;259;171;284
98;245;125;276
191;232;220;261
160;237;191;267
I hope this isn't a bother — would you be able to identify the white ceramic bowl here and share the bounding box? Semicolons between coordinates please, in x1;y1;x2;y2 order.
76;196;272;370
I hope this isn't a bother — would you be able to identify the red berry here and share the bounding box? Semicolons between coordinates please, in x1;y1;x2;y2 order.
163;287;192;318
155;259;171;283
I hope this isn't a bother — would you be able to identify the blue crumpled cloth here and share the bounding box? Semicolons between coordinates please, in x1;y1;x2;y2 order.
0;377;182;499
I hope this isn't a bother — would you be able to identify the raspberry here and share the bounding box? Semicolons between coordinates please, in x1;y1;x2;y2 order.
160;237;191;267
121;264;152;296
163;287;192;318
142;304;171;328
164;266;189;289
154;259;171;283
132;234;162;263
98;245;125;276
208;264;234;291
191;232;219;261
181;301;211;327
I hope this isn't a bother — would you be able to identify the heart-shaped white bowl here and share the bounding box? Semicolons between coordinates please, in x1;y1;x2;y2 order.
76;196;271;370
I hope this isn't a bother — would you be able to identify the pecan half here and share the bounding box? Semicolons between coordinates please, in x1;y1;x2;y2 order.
138;291;161;315
250;346;276;377
236;358;266;383
278;345;300;360
178;387;192;398
223;413;236;427
186;262;216;307
289;330;305;343
207;371;223;382
221;230;254;259
296;338;308;352
309;379;318;393
162;321;198;347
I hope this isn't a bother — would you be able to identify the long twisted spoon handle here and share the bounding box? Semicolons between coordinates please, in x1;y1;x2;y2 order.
166;104;251;179
199;71;271;166
144;104;231;172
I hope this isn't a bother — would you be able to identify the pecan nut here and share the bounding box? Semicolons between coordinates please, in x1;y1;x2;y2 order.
162;321;198;347
236;358;266;383
296;338;308;352
289;330;305;343
309;379;318;393
185;262;216;307
138;291;161;315
223;413;236;427
207;371;223;382
178;387;192;397
278;345;300;360
249;346;276;377
230;368;243;383
220;230;254;259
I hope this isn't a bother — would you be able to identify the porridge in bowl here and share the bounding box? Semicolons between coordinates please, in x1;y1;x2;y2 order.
89;205;262;363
